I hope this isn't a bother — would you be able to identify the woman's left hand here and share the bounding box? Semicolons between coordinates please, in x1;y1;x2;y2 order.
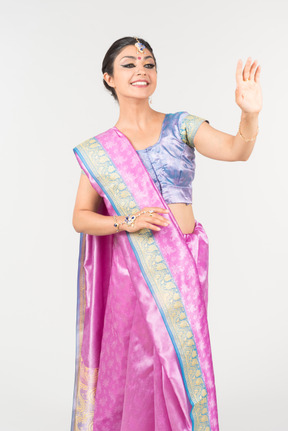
235;57;263;114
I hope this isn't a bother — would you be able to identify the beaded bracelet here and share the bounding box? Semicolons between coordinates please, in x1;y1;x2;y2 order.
113;215;126;233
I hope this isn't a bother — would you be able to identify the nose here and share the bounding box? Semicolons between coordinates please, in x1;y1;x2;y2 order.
136;64;147;75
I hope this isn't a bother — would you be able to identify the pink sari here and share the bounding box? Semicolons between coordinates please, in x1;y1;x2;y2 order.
71;127;219;431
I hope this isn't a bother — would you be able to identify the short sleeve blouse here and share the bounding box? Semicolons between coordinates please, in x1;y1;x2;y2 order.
135;111;209;204
81;111;209;205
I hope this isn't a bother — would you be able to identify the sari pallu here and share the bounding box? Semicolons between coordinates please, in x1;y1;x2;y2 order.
71;127;219;431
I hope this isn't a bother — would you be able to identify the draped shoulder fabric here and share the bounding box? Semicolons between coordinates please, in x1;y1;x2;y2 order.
70;127;219;431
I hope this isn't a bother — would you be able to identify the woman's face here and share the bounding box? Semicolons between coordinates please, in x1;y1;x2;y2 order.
104;44;157;102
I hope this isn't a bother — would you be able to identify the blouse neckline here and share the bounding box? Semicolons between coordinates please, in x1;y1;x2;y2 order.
112;113;169;153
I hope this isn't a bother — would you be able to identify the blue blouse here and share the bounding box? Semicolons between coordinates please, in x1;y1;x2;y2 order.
136;111;209;204
81;111;209;205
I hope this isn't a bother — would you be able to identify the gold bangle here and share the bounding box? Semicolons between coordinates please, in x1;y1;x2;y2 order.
113;215;125;233
113;215;119;232
238;124;259;142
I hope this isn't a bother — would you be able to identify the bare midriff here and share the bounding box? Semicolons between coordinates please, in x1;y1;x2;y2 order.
167;203;196;235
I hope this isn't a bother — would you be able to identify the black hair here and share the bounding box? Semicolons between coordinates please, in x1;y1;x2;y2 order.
101;36;157;102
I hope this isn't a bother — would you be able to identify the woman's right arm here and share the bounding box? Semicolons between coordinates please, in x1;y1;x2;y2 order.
72;174;114;236
72;174;170;236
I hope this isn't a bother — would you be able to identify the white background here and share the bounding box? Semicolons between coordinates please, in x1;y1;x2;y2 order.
1;0;287;430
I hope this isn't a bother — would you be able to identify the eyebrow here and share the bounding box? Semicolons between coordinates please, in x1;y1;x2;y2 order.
120;55;154;61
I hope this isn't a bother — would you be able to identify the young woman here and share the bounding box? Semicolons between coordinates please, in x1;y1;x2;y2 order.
71;36;262;431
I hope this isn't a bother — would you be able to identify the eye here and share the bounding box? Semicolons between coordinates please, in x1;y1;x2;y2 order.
122;63;156;69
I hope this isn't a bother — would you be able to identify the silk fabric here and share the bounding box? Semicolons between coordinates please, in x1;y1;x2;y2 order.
70;127;219;431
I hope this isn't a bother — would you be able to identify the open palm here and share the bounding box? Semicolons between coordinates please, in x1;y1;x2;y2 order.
235;57;263;114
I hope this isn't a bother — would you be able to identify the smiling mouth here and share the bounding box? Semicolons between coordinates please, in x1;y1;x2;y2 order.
131;81;149;86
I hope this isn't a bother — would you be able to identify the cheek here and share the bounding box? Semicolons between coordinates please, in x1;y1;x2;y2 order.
151;72;157;85
113;65;129;78
117;70;134;86
151;69;157;79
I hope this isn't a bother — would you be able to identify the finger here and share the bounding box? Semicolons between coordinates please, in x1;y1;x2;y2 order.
243;57;252;81
140;207;169;215
149;207;170;213
250;59;258;81
145;222;162;231
147;212;170;220
254;65;261;83
236;59;243;87
146;215;170;226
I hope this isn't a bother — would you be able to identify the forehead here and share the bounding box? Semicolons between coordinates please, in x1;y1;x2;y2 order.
116;44;153;61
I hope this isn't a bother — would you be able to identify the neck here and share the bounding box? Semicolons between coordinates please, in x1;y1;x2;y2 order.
115;97;158;131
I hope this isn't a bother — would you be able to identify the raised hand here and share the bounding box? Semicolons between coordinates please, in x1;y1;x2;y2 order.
235;57;263;114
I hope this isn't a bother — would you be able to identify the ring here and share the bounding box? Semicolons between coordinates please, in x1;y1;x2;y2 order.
149;213;153;217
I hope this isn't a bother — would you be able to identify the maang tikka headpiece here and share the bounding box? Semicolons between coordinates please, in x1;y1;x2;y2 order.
134;37;146;54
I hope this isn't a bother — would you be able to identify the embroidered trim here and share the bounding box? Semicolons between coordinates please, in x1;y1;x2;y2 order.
179;114;208;149
74;357;99;431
